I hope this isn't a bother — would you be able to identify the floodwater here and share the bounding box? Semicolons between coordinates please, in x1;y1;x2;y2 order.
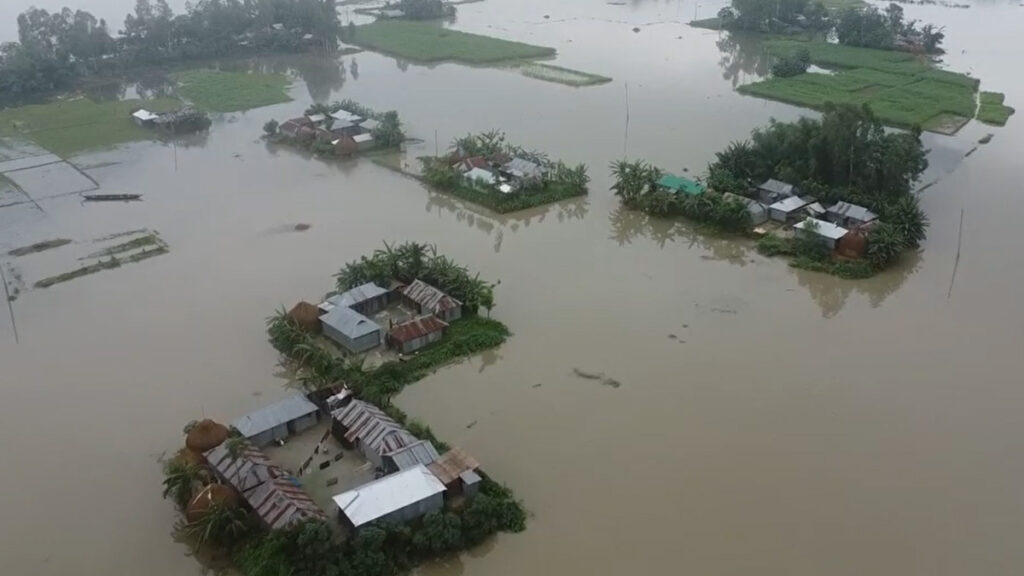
2;0;1024;575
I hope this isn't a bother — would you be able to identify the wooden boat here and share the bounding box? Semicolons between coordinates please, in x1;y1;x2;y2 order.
83;194;142;202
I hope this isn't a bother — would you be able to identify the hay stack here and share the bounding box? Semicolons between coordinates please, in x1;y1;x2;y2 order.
288;301;322;333
185;419;229;452
185;483;239;523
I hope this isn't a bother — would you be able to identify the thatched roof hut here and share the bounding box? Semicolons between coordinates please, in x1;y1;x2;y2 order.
185;483;239;523
185;419;229;452
288;301;322;333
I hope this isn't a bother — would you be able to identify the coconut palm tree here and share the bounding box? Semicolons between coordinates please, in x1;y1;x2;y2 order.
162;460;209;510
179;501;252;550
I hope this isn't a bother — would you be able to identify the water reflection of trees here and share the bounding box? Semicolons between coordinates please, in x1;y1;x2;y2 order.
243;54;347;102
424;189;589;253
716;31;772;88
792;250;920;318
608;204;753;265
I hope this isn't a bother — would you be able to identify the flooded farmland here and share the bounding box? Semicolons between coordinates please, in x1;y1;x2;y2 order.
2;0;1024;575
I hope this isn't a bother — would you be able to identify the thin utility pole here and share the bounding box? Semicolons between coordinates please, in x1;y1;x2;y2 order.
623;82;630;159
173;140;178;171
947;208;965;299
434;130;439;157
0;266;18;344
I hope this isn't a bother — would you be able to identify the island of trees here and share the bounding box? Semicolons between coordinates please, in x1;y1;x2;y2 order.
263;99;407;158
0;0;340;102
612;103;928;278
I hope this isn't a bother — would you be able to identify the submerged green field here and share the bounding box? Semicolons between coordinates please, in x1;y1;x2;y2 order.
977;91;1015;126
0;97;182;157
172;69;292;113
738;40;989;133
349;20;555;64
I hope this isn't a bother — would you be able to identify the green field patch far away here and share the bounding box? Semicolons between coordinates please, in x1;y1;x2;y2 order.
172;69;292;113
738;40;995;134
978;91;1015;126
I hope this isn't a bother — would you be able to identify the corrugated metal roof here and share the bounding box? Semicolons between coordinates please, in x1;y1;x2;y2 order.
353;133;374;144
245;477;326;529
132;109;159;121
722;193;767;215
332;464;446;528
330;111;363;124
330;282;389;309
360;118;380;131
828;201;878;223
427;448;481;485
657;174;705;196
758;179;795;196
466;167;497;184
332;400;417;457
400;279;461;315
387;440;441;471
204;440;284;494
232;395;319;439
503;157;544;180
769;196;810;213
388;316;448;344
321;306;381;339
795;218;848;240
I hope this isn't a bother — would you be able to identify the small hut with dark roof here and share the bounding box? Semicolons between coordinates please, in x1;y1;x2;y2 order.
288;301;322;333
185;419;229;453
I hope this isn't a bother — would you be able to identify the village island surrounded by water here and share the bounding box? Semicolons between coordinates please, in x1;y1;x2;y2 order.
2;0;1024;575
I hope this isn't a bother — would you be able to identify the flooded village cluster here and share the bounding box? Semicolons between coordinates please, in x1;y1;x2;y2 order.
3;0;1024;575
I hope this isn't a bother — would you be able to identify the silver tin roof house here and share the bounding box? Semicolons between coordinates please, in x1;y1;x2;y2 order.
320;306;382;353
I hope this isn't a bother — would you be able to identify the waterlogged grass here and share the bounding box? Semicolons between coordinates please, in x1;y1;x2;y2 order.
350;20;555;64
435;180;586;214
172;69;292;112
518;63;612;87
739;40;988;133
978;91;1015;126
0;97;182;156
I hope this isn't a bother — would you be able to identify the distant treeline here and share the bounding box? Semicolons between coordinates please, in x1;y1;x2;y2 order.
0;0;340;101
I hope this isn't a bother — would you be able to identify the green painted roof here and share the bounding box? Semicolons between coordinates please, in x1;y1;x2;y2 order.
657;174;705;196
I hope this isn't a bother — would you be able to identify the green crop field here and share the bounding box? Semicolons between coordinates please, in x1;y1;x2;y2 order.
349;20;555;64
172;69;292;113
738;40;998;134
0;97;182;157
977;91;1015;126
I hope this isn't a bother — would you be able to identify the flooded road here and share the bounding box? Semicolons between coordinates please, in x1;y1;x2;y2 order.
2;0;1024;575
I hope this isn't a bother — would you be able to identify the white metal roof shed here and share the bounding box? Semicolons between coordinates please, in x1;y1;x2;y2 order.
232;394;319;438
320;306;381;339
332;464;446;528
794;218;848;240
132;109;159;121
769;195;811;213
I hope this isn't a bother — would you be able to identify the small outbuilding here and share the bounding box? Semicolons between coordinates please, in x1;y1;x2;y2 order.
332;464;446;529
769;196;812;223
501;157;545;182
204;439;285;494
428;448;483;499
826;201;878;228
352;133;375;151
657;173;705;196
838;229;869;259
320;306;382;353
388;315;448;354
723;192;768;225
794;218;849;250
320;282;391;315
132;109;159;127
232;394;321;447
244;476;327;529
383;439;441;474
465;167;498;187
453;156;489;173
757;179;796;205
400;279;462;322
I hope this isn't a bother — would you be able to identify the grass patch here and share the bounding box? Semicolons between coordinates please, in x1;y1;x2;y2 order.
690;17;723;30
977;91;1015;126
172;69;292;113
82;234;162;259
738;40;985;132
349;20;555;64
518;63;612;87
434;179;586;214
0;97;182;157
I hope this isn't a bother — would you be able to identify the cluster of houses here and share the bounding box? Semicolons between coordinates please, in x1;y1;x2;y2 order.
278;109;379;155
451;153;549;194
131;107;210;134
200;389;483;533
290;278;463;356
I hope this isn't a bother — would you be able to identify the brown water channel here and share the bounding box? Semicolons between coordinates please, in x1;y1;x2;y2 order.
2;0;1024;575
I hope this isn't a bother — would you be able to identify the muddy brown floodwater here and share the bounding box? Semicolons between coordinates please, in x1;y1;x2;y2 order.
2;0;1024;575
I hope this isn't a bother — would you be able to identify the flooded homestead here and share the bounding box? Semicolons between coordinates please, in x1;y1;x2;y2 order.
2;0;1024;575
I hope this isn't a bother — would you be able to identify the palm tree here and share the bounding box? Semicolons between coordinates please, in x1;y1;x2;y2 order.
178;501;252;550
867;222;906;267
162;460;209;510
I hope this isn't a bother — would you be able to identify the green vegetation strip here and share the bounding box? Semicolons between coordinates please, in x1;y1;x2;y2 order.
0;97;182;157
738;40;983;133
8;238;71;257
977;91;1015;126
426;175;587;214
173;69;292;113
349;20;555;64
517;63;612;87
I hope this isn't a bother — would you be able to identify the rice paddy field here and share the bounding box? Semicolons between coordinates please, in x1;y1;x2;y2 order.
0;97;183;157
738;40;992;134
172;69;293;113
516;63;612;87
977;91;1015;126
349;20;555;64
